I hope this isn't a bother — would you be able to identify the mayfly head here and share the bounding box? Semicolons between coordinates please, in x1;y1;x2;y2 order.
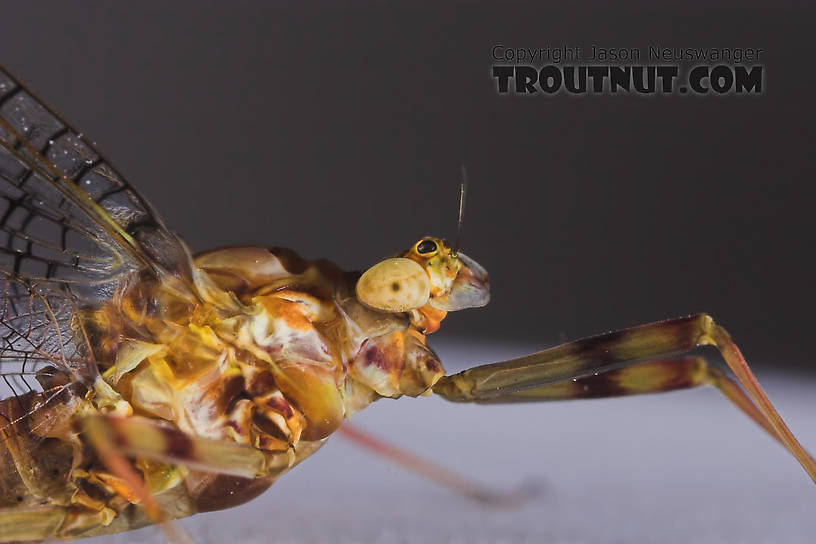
355;237;490;313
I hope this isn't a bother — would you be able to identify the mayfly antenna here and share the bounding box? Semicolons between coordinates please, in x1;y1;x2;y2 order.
453;165;468;256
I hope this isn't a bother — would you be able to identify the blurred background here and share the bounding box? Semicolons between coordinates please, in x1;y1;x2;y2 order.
2;2;815;543
1;2;814;369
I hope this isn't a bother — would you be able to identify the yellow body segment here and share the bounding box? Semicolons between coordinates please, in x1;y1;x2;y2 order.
0;246;449;541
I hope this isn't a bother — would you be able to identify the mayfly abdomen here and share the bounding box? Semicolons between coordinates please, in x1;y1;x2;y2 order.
0;389;75;509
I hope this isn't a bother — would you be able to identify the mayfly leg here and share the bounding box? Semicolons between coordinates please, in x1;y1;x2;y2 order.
433;314;816;482
81;414;297;526
337;423;540;508
82;416;195;544
80;414;336;543
82;415;293;479
456;356;784;447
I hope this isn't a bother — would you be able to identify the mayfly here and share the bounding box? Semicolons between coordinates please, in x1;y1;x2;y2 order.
0;63;813;543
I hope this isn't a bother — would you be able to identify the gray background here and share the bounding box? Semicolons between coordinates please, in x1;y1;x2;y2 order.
2;2;816;543
1;2;814;368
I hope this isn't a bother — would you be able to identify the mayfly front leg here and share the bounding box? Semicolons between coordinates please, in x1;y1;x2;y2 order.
433;314;816;482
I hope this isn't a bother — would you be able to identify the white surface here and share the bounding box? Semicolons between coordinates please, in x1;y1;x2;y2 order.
86;340;816;544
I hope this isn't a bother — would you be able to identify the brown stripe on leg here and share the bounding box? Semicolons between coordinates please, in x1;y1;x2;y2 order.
433;315;711;401
469;357;711;403
469;356;794;451
82;415;301;543
82;416;194;544
84;415;291;479
434;314;816;483
82;415;162;521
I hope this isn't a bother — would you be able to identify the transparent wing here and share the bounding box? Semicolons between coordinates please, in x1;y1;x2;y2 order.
0;271;90;458
0;271;92;390
0;64;194;435
0;65;193;305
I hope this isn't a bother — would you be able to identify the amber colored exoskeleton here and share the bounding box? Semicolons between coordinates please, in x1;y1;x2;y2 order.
0;64;813;543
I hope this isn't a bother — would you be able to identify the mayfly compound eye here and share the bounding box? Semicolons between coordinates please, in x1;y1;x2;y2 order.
356;258;431;312
416;239;438;255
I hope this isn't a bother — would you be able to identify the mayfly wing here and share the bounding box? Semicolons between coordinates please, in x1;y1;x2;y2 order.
0;271;91;392
0;272;92;502
0;64;193;299
0;63;195;359
0;64;195;447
